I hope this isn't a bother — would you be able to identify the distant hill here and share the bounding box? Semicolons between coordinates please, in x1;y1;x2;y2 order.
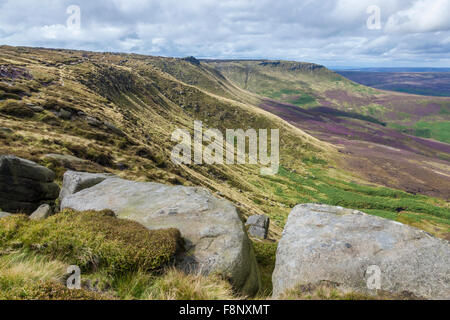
333;67;450;72
335;70;450;97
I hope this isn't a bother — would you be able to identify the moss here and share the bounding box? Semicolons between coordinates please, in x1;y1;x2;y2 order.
0;280;112;300
0;210;184;275
252;241;277;296
0;92;22;100
0;100;35;118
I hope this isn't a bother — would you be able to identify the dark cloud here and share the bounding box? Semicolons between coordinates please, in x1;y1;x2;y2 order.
0;0;448;67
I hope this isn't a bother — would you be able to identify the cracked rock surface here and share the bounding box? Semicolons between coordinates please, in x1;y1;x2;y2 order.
272;204;450;299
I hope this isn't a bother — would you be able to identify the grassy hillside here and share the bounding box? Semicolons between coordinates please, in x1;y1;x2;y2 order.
206;60;450;202
206;60;450;144
0;46;449;299
0;46;448;238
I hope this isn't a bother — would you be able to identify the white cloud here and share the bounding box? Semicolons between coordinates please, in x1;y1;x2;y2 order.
385;0;450;33
0;0;448;67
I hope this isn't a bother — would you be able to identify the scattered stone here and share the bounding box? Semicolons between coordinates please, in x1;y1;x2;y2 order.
30;106;44;112
104;121;125;136
0;211;11;219
43;154;86;163
29;204;52;220
57;108;72;120
116;162;128;171
60;174;261;295
86;116;102;127
272;204;450;299
59;170;115;202
26;104;44;112
246;215;270;239
0;155;60;214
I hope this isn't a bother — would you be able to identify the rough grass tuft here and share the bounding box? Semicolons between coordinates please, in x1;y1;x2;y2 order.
0;209;183;275
1;280;111;300
0;100;34;118
143;268;235;300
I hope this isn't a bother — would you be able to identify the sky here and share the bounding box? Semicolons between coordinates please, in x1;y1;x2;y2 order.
0;0;449;68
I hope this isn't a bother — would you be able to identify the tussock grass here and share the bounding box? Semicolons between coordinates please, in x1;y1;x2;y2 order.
0;100;34;118
143;268;235;300
0;210;183;275
0;250;67;284
0;251;108;300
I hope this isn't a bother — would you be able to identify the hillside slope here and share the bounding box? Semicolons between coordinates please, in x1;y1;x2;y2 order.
205;60;450;201
206;60;450;144
0;46;449;240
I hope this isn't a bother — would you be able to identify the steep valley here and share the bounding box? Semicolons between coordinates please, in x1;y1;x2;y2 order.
1;46;449;242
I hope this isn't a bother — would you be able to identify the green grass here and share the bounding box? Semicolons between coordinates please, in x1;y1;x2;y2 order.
0;209;182;275
413;121;450;144
255;166;449;236
252;241;277;296
288;93;316;106
389;121;450;144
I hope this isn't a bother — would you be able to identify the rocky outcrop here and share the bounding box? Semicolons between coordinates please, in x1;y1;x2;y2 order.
272;204;450;299
0;155;60;214
59;171;114;202
29;204;53;220
246;215;269;239
60;174;261;295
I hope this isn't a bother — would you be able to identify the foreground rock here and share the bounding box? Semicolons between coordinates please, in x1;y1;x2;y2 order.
246;215;269;239
0;155;60;214
59;171;114;202
61;174;260;295
29;204;53;220
272;204;450;299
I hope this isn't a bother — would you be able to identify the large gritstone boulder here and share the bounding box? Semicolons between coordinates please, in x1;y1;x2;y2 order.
0;155;60;214
59;170;114;202
60;174;261;295
272;204;450;300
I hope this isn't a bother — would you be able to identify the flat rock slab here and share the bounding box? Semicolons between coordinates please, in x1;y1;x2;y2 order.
272;204;450;299
61;176;260;295
59;171;114;202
